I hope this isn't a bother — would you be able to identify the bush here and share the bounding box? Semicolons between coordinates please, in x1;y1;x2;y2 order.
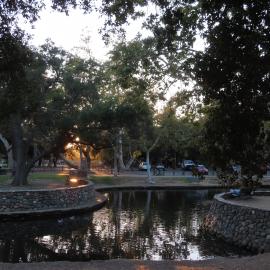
217;167;262;194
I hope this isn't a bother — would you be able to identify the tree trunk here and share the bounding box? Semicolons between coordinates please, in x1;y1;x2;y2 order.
83;145;91;173
33;144;39;167
146;150;153;183
8;114;53;186
113;146;118;176
82;145;91;174
10;114;28;186
0;133;13;170
59;153;78;169
48;153;54;167
144;136;160;184
115;131;136;170
7;150;13;171
117;130;126;170
79;144;83;169
125;157;135;169
125;144;135;169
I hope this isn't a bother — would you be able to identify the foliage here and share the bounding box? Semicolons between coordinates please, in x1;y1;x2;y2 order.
195;2;270;183
0;31;43;118
2;0;270;185
77;38;164;172
0;35;103;184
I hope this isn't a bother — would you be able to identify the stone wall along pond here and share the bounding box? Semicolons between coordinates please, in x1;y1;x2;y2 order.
203;192;270;252
0;180;96;213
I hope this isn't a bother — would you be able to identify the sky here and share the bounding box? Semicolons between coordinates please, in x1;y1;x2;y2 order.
21;4;151;61
21;2;204;61
20;3;205;107
22;8;111;60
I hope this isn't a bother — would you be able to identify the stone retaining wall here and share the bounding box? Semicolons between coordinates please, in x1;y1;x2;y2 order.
203;192;270;252
0;181;95;213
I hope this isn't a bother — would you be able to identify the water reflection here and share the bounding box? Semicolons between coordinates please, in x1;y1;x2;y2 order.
0;190;252;262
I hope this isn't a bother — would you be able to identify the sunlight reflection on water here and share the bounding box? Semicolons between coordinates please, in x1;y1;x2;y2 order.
0;189;253;262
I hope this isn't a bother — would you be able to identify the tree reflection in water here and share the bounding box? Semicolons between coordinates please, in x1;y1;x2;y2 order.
0;190;253;262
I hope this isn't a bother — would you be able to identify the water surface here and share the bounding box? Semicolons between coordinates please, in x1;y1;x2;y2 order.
0;189;252;262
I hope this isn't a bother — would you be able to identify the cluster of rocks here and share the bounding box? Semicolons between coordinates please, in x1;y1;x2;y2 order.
202;193;270;252
0;181;95;213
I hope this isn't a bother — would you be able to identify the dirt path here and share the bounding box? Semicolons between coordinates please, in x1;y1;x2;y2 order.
0;253;269;270
227;196;270;210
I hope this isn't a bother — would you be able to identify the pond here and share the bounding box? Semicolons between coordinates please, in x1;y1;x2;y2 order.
0;189;253;262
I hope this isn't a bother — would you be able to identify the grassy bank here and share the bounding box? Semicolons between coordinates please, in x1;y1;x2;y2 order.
0;172;210;187
89;176;116;185
89;175;194;186
0;172;67;185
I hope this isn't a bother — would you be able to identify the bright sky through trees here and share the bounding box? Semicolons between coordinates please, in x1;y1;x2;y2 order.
20;3;151;61
20;1;204;61
21;8;111;60
3;0;269;187
19;0;205;108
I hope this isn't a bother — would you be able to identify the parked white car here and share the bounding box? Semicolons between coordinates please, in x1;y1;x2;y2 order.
156;164;165;171
181;160;195;170
0;160;8;168
139;162;151;171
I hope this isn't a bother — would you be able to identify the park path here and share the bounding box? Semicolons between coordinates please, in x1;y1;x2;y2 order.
0;253;270;270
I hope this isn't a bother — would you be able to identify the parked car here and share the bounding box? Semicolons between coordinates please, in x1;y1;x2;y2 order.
181;160;195;170
139;162;151;171
156;163;165;171
153;163;165;175
0;159;8;168
193;164;209;175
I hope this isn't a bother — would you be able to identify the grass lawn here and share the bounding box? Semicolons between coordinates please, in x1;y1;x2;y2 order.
29;172;67;182
0;174;10;184
0;172;202;187
90;176;115;185
0;172;67;185
89;175;195;186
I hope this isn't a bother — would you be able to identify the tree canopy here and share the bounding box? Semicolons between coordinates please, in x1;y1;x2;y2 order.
195;2;270;179
1;0;270;185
